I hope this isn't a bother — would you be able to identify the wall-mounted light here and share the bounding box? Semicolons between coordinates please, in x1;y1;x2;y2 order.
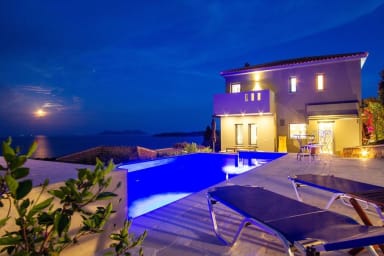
252;72;262;91
361;149;369;158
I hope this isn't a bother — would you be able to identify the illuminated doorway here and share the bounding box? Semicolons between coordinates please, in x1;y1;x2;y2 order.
318;122;334;154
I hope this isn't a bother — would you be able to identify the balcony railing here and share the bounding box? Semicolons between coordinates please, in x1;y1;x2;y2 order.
213;89;274;116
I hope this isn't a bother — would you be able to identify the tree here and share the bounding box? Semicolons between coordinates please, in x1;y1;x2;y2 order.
379;69;384;105
363;99;384;143
202;125;212;147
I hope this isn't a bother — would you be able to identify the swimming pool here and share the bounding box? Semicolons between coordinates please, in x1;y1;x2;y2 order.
118;152;285;218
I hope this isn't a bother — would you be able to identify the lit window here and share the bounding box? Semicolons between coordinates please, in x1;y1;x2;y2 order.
251;93;255;101
249;124;257;145
231;83;241;93
316;74;324;91
244;94;248;102
289;123;307;139
257;92;261;101
290;77;297;92
235;124;244;145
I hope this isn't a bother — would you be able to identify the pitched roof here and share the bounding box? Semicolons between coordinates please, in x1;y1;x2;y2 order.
220;52;369;76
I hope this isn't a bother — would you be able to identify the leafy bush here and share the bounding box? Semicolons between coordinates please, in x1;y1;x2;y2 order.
0;137;146;255
183;142;211;153
183;142;198;153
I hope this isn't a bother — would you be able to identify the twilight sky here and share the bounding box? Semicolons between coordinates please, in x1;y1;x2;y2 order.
1;1;384;136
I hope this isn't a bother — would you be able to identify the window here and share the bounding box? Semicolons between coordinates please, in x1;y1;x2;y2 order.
316;74;324;91
231;83;241;93
249;124;257;145
244;94;248;102
289;123;307;139
235;124;244;145
257;92;261;101
251;93;255;101
290;76;297;92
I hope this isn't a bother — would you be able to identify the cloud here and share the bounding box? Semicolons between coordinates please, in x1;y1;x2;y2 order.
22;85;53;95
193;1;384;53
41;102;65;111
2;1;382;67
0;84;81;114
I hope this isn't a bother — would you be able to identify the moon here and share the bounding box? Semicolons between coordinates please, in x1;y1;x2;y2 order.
34;109;47;118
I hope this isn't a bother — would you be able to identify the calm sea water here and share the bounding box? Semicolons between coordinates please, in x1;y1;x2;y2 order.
1;134;204;159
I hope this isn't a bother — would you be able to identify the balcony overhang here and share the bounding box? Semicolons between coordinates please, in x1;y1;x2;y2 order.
213;89;275;116
214;112;273;117
306;101;360;117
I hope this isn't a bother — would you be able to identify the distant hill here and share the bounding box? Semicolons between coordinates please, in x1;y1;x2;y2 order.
153;131;205;137
98;130;207;137
98;130;147;135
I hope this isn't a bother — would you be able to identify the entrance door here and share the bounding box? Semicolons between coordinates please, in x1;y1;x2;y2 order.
318;122;334;154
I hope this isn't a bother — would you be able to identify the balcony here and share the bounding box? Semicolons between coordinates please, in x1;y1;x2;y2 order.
213;89;274;116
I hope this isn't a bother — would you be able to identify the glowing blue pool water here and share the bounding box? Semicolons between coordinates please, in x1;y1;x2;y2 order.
118;152;285;218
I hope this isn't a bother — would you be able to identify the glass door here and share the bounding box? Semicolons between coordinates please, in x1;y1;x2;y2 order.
318;122;334;154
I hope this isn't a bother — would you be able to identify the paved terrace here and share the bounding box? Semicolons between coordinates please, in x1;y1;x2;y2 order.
131;153;384;256
1;154;384;255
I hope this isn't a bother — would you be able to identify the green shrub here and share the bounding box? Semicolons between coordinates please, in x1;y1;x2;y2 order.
183;142;198;153
183;142;211;153
0;137;146;255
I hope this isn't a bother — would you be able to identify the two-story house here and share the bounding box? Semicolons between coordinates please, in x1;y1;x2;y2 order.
213;52;368;155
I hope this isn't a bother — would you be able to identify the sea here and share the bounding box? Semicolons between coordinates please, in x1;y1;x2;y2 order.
1;134;205;159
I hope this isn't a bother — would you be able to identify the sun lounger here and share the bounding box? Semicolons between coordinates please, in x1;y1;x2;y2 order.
207;185;384;255
288;174;384;223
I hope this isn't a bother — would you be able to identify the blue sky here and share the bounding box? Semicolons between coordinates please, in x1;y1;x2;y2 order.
1;1;384;136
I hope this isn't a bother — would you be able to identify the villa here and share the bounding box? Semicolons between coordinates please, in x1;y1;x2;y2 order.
213;52;369;155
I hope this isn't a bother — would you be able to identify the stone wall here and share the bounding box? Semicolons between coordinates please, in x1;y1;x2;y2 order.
57;146;157;164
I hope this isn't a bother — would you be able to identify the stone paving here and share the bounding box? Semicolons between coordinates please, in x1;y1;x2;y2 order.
130;153;384;256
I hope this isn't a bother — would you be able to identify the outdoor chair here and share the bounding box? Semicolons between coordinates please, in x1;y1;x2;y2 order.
207;185;384;256
288;174;384;224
